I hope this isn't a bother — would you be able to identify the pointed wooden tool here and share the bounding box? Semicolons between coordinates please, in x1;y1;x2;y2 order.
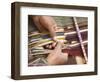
73;17;88;63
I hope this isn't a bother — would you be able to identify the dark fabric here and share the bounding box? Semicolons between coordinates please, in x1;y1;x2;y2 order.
62;45;87;56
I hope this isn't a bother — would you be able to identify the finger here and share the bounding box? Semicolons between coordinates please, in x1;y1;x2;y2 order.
52;42;57;48
48;44;52;49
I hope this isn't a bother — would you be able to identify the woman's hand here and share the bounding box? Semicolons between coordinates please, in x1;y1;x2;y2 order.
46;42;68;65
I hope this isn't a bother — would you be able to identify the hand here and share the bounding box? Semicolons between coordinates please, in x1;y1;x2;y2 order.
43;42;57;49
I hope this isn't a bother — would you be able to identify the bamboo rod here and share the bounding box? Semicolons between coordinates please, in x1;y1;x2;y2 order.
73;17;88;63
28;28;88;38
28;29;87;46
30;40;87;56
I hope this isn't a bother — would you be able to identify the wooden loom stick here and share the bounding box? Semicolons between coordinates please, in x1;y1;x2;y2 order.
28;29;87;46
73;17;88;63
30;40;87;56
